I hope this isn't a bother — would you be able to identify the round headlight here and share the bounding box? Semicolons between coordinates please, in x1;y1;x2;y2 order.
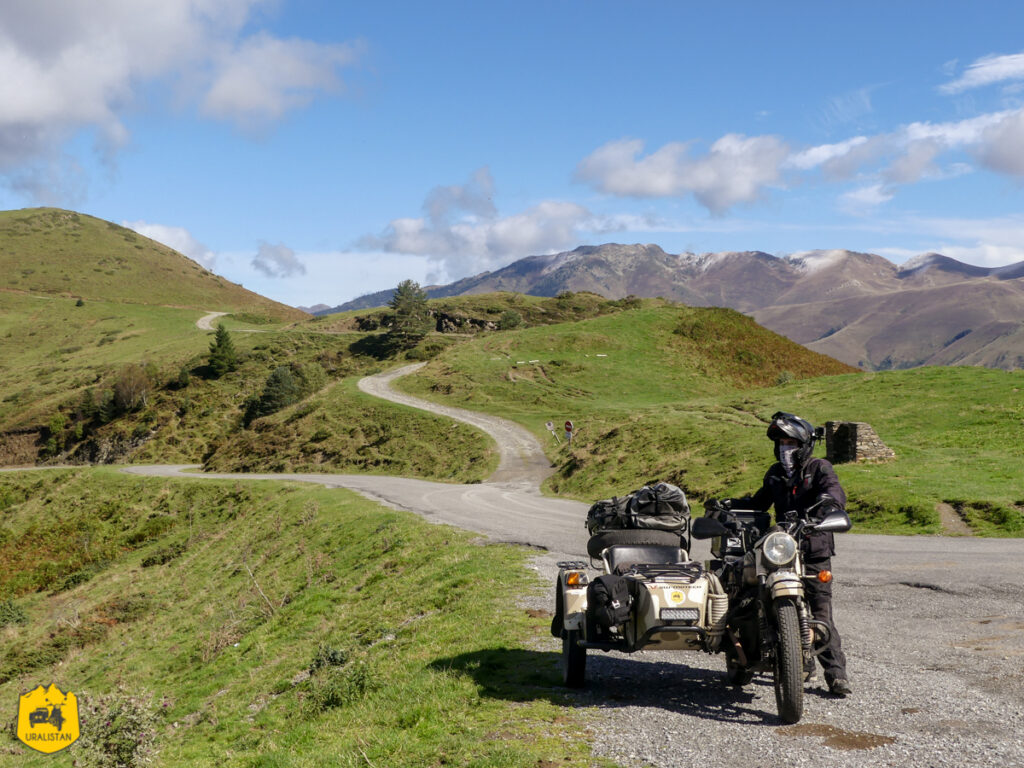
762;532;797;566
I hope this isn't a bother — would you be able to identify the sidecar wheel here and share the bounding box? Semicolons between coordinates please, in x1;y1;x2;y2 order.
724;655;753;687
562;629;587;688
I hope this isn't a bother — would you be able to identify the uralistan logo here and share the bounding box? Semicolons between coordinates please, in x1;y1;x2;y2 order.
16;684;80;754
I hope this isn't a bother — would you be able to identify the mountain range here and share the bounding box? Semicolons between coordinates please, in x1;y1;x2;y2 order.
319;244;1024;371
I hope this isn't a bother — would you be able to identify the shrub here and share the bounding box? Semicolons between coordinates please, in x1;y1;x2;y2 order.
76;687;159;768
308;644;348;674
141;541;186;568
114;364;152;412
775;370;795;386
173;365;191;389
303;661;375;716
0;599;27;628
295;362;328;395
405;343;445;361
498;309;523;330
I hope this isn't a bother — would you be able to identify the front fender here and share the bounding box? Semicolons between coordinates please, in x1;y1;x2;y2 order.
562;587;588;630
766;570;804;600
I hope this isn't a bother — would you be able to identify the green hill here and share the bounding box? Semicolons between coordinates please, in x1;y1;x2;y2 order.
396;316;1024;536
0;208;305;319
0;469;583;767
0;259;1019;537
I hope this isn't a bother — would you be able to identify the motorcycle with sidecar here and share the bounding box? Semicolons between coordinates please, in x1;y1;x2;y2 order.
551;488;851;724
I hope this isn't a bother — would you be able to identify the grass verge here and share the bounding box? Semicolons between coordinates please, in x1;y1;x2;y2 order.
0;469;606;767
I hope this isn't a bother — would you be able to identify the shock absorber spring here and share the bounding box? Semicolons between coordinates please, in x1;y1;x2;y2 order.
798;601;812;648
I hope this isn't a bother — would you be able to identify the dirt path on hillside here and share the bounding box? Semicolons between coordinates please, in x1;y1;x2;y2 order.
357;362;556;490
937;501;974;535
196;311;229;330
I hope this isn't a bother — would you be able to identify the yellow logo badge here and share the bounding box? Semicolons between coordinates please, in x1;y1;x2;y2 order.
17;684;80;754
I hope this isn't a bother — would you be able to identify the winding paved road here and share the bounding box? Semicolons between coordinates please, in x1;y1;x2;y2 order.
123;363;1023;768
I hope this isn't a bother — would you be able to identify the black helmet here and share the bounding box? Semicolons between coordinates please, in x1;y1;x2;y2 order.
767;411;816;465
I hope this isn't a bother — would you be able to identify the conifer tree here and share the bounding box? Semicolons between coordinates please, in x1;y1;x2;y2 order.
243;366;301;426
207;323;238;378
386;279;432;348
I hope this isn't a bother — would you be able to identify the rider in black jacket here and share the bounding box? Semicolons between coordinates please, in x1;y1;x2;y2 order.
737;411;852;697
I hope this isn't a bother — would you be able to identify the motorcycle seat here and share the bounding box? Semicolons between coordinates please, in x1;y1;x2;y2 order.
603;545;688;574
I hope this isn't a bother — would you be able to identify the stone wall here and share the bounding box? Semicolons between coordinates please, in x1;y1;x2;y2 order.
824;421;895;464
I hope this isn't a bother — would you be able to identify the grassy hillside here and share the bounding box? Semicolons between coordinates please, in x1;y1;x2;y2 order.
396;305;854;422
0;469;595;767
0;266;1019;536
0;292;209;431
0;299;496;481
0;289;646;479
0;208;305;320
396;308;1024;536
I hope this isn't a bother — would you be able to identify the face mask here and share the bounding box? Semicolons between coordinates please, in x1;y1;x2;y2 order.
779;444;798;474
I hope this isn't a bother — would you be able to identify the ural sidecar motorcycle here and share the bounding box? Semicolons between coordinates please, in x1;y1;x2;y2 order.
551;485;851;725
552;529;729;687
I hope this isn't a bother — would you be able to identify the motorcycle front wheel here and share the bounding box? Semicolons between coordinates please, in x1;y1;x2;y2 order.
562;629;586;688
773;597;804;723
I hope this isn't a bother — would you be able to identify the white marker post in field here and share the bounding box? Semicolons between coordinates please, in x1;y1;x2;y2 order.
545;421;561;444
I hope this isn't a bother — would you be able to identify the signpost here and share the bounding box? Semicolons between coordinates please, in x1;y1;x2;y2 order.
545;421;561;444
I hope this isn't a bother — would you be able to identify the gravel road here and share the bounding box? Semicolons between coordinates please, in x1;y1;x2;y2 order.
125;365;1024;768
196;311;229;330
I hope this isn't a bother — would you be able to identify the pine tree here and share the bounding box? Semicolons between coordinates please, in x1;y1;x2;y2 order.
207;323;238;378
244;366;301;426
386;279;432;348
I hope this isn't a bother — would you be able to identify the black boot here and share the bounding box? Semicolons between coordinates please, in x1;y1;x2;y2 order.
827;677;852;696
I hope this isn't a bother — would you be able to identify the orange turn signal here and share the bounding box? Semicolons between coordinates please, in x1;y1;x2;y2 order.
567;572;582;587
817;570;833;584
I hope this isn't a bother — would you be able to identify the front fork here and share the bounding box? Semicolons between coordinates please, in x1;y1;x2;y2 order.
797;600;814;666
764;570;816;665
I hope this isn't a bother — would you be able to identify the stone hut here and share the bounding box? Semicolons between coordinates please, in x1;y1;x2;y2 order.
824;421;895;464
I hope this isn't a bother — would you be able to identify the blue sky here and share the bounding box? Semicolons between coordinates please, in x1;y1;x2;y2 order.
2;1;1024;308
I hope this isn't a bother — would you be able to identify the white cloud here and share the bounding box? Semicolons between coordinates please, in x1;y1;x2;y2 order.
575;134;790;214
839;184;894;214
976;110;1024;176
871;215;1024;268
359;168;592;283
904;110;1014;146
202;33;364;128
785;137;870;171
252;241;306;278
940;52;1024;94
938;242;1024;267
0;0;362;196
883;138;943;184
122;219;217;268
213;248;431;307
